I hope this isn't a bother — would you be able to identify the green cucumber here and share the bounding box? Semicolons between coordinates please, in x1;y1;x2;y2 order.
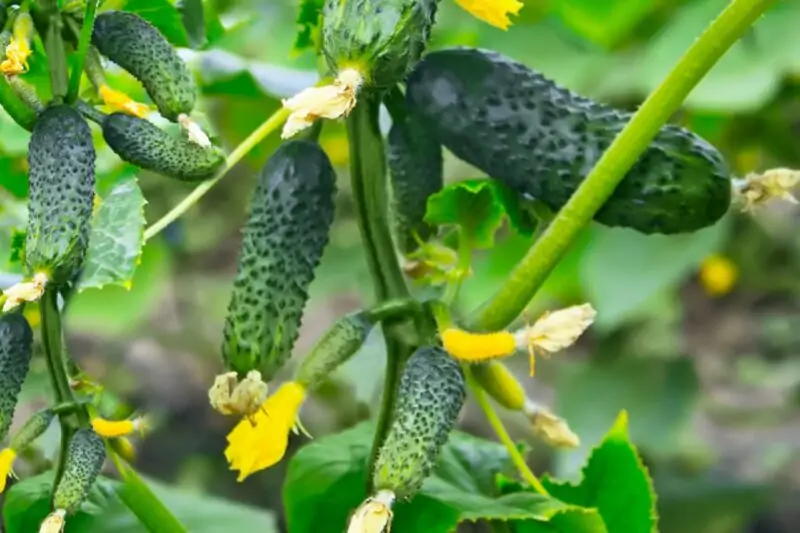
102;113;225;182
387;108;443;252
10;408;54;451
295;312;373;389
25;105;95;284
321;0;439;88
53;428;105;514
222;140;336;379
0;313;32;443
92;11;195;121
405;47;732;235
373;346;465;499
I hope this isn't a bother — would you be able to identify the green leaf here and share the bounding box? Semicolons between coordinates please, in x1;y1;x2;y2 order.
122;0;191;48
284;423;600;533
294;0;324;53
554;0;656;49
543;411;658;533
177;0;224;49
78;177;147;292
425;179;534;249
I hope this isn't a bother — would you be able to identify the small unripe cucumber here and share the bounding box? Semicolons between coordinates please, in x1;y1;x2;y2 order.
26;105;95;284
388;110;443;253
321;0;439;88
92;11;195;121
373;346;465;499
222;140;336;379
53;429;105;513
0;314;32;442
295;312;373;389
406;48;732;235
10;408;54;451
102;113;225;182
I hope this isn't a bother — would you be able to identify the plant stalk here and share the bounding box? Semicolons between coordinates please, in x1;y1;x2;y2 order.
43;14;69;101
467;0;776;332
66;0;99;104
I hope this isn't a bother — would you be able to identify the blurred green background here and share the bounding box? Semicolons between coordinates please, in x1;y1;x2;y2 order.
2;0;800;531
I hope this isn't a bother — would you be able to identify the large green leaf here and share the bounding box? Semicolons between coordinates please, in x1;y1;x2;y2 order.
543;411;658;533
177;0;224;49
78;177;147;292
554;0;656;49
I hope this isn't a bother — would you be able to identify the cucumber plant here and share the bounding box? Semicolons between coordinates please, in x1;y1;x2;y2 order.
0;0;782;532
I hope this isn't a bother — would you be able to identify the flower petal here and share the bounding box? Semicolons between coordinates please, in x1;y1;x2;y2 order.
522;303;596;353
0;448;17;494
441;328;516;362
281;69;363;139
452;0;523;30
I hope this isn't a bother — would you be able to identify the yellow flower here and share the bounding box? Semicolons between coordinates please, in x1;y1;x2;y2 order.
38;510;66;533
347;490;395;533
698;254;737;297
209;370;269;417
1;14;33;76
452;0;523;30
441;329;517;361
91;416;148;438
524;402;579;449
737;168;800;211
0;448;17;493
281;69;363;139
98;84;151;118
224;381;307;481
178;113;212;147
2;272;48;312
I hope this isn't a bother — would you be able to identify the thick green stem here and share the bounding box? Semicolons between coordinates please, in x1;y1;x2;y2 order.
467;0;775;332
66;0;98;103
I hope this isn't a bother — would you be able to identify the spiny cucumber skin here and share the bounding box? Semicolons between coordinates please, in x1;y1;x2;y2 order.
0;314;32;443
10;408;54;451
102;113;225;182
373;346;465;499
321;0;439;88
295;312;373;389
388;111;443;252
54;429;106;514
406;47;732;235
25;105;95;284
222;141;336;380
92;11;196;121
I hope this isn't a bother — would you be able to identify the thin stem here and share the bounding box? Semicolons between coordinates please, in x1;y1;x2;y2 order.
43;14;68;101
365;298;421;323
143;107;290;241
465;367;549;497
442;229;472;306
467;0;776;332
66;0;98;104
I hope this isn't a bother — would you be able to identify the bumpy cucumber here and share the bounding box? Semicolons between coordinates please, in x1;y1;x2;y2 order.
102;113;224;182
0;314;32;443
373;346;465;499
321;0;439;88
406;47;732;235
295;312;373;389
10;408;54;450
53;429;105;513
222;140;336;379
92;11;195;121
388;109;443;252
25;105;95;284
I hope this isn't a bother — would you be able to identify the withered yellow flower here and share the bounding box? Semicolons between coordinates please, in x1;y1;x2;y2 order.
452;0;523;30
524;401;580;449
0;448;17;493
224;381;307;482
698;254;738;297
98;84;151;118
178;113;212;147
0;14;33;76
281;69;363;139
347;490;395;533
737;168;800;211
2;272;48;312
38;509;66;533
208;370;269;417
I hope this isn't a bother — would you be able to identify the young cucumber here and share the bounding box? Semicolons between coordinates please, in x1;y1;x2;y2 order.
26;105;96;284
373;346;465;499
322;0;439;88
222;140;336;380
102;113;225;182
92;11;196;121
0;314;32;443
10;408;54;451
387;109;443;253
405;47;732;235
53;429;105;513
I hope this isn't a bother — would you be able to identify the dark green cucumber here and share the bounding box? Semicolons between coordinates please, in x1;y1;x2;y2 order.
53;428;105;513
406;47;732;235
321;0;439;88
0;314;32;443
102;113;224;182
10;408;54;450
25;105;95;284
387;108;443;252
295;312;373;389
222;140;336;379
373;346;465;499
92;11;195;121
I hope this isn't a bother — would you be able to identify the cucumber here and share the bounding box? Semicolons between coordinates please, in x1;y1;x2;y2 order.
25;105;95;284
222;140;336;379
0;313;32;443
472;361;525;411
10;408;54;451
321;0;439;88
405;47;732;235
53;428;105;513
102;112;225;182
295;312;373;389
92;11;195;121
387;109;443;252
373;346;465;499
